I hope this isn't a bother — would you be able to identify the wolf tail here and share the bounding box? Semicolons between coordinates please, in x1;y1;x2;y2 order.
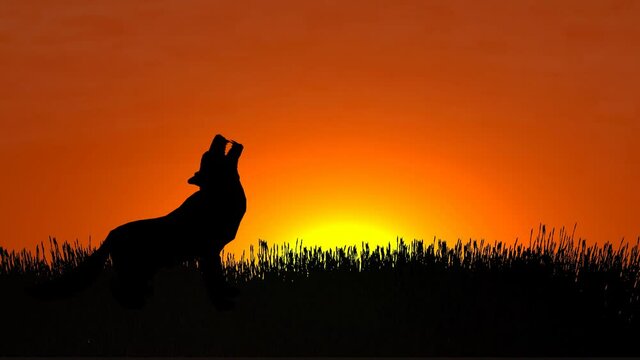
26;237;112;300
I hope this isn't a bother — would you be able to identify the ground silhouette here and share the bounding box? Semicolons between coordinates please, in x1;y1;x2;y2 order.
28;134;246;309
4;235;639;356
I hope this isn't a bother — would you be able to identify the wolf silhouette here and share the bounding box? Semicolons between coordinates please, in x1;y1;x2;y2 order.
29;134;246;309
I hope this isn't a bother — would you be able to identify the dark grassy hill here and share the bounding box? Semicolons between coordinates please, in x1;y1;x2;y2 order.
1;227;639;356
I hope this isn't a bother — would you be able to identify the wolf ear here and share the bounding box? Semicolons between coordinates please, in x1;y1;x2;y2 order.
226;141;243;167
188;134;229;186
209;134;228;157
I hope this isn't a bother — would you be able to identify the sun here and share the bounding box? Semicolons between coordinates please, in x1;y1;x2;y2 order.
294;218;399;250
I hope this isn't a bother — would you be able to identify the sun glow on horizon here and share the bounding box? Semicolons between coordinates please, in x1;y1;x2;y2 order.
289;218;401;250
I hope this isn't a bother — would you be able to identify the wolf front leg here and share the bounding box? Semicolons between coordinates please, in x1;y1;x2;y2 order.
200;251;235;310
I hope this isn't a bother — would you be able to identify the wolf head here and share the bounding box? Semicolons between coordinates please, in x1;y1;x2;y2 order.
188;134;243;188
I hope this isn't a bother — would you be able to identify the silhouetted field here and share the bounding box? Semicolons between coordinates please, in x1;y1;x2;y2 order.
1;226;639;356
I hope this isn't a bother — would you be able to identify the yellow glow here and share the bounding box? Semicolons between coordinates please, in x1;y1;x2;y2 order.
295;219;398;249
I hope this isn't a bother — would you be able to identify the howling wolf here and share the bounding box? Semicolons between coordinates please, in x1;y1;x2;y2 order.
29;134;246;309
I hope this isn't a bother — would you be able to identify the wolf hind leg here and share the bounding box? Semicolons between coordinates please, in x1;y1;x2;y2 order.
106;220;159;309
110;271;153;309
109;257;155;309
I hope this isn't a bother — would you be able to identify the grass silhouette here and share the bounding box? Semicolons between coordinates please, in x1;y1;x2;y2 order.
1;225;639;356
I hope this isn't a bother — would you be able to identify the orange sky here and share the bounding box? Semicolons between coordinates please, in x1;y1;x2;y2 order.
1;0;639;255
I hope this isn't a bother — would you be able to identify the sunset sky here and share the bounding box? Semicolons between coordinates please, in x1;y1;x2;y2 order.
1;0;638;255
